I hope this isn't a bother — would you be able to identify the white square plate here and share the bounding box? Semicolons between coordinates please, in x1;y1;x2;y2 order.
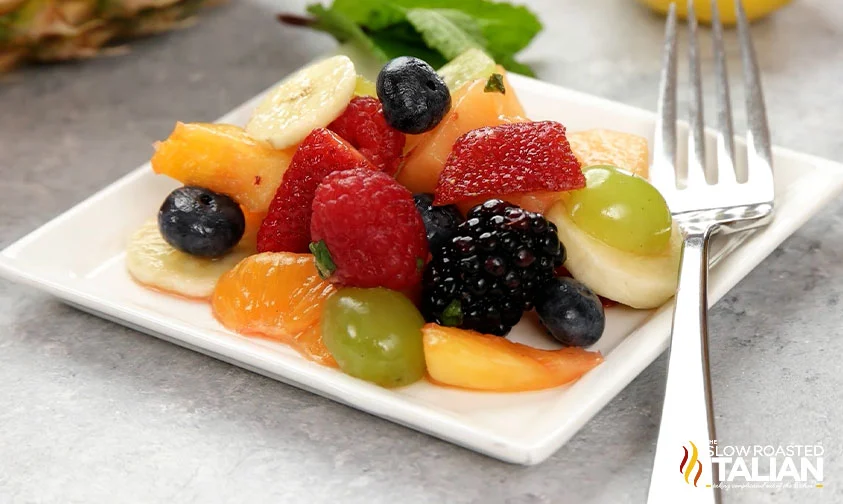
2;73;843;465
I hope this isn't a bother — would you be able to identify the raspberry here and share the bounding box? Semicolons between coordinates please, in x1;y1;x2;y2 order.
257;128;375;253
433;121;585;205
422;199;566;336
310;169;428;290
328;96;406;176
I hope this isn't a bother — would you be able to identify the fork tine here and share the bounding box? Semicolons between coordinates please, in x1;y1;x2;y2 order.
710;0;739;184
686;0;708;186
652;3;678;191
736;0;775;189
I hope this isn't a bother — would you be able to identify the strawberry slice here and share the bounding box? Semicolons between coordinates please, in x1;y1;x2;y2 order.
433;121;585;205
257;128;375;253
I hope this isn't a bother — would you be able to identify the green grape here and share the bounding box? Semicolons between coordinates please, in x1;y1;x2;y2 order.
437;48;497;92
322;287;426;388
567;165;672;255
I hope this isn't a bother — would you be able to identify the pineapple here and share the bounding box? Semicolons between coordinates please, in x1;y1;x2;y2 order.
0;0;221;72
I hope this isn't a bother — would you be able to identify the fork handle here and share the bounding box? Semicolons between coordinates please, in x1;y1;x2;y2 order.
647;226;721;504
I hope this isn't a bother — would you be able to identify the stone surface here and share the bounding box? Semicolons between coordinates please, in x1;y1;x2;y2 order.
1;0;842;502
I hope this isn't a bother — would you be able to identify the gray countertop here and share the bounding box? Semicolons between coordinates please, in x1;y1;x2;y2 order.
1;0;842;502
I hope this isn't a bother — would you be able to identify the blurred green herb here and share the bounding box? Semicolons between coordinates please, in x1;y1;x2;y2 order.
279;0;542;76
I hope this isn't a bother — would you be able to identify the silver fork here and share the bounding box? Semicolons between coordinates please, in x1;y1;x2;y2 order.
646;1;774;502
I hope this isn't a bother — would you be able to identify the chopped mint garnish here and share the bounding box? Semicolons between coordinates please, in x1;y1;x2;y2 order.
309;240;337;279
441;299;463;327
484;73;505;94
280;0;542;77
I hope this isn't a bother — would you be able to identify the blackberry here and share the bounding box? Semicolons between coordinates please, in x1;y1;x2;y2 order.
422;199;566;336
413;193;464;250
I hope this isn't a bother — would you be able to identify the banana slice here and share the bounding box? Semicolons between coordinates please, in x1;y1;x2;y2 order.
126;219;252;299
245;55;357;149
546;202;681;309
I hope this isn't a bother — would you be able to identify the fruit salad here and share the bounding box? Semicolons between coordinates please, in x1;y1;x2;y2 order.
128;50;681;392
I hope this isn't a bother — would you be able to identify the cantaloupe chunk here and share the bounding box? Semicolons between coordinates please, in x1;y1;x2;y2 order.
397;69;526;194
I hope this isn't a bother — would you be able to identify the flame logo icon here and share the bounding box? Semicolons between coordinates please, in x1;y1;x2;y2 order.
679;441;703;487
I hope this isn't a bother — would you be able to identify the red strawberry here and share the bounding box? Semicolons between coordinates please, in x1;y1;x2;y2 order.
310;168;428;290
328;96;405;176
600;297;618;308
433;121;585;205
257;129;375;253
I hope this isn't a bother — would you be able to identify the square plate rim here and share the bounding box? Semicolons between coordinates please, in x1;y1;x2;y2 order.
3;73;843;466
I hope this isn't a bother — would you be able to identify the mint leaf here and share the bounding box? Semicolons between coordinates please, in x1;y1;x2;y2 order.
441;300;463;327
369;23;448;67
306;4;388;61
331;0;405;30
495;55;535;77
378;0;541;74
296;0;542;76
405;8;485;61
309;240;337;279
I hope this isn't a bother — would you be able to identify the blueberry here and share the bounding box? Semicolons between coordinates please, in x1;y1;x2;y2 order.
536;277;605;347
158;186;245;258
377;57;451;134
413;193;464;250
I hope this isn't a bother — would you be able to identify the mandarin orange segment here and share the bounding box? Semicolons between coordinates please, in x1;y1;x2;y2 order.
291;324;337;367
567;129;650;179
397;70;527;194
422;324;603;392
151;122;295;213
212;253;336;362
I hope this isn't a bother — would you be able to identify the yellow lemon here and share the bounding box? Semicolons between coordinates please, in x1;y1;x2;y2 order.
639;0;792;25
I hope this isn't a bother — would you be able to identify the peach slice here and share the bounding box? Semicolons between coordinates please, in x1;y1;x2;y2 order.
151;122;295;213
455;191;563;216
422;324;603;392
567;129;650;179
